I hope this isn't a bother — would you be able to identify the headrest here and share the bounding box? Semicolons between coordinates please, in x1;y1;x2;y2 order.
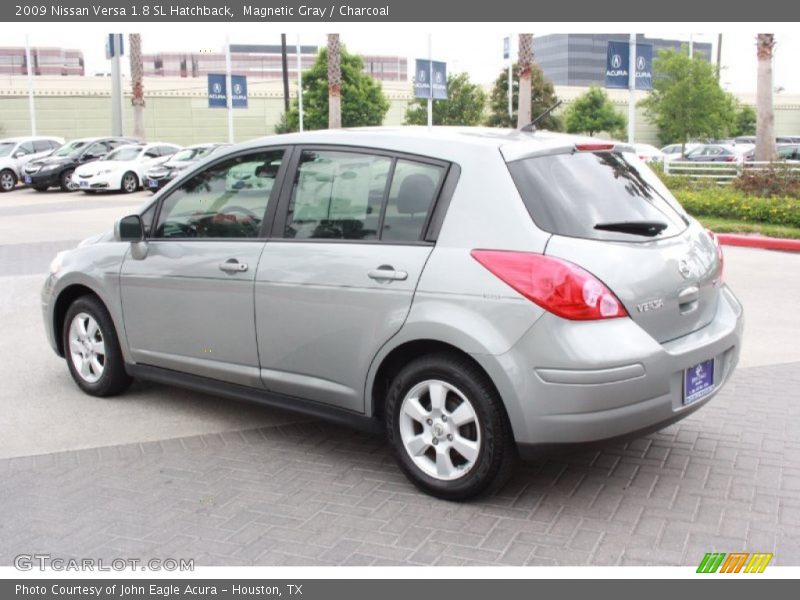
396;174;435;215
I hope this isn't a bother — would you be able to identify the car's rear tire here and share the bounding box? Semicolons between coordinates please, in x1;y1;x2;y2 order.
63;295;132;397
385;353;516;501
121;171;139;194
0;169;16;192
60;169;76;192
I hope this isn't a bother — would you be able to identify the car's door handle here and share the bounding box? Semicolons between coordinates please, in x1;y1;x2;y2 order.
219;259;248;273
368;266;408;281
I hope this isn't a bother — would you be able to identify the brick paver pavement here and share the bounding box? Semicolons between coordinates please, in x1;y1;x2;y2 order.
1;361;798;567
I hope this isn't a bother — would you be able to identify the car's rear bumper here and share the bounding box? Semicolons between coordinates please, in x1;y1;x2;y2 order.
471;284;744;447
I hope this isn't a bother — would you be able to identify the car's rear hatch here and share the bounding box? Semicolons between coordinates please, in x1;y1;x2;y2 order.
503;143;722;344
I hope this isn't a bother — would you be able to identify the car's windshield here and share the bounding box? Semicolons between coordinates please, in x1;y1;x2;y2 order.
52;140;88;158
507;150;688;242
0;143;15;157
105;147;142;162
170;146;213;162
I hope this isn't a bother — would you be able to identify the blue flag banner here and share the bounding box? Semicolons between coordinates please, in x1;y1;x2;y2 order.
208;73;248;108
605;42;653;90
414;59;448;100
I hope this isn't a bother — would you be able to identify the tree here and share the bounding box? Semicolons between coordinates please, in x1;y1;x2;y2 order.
731;103;756;137
755;34;777;161
639;49;736;152
565;86;626;138
516;33;533;128
129;33;145;141
486;63;562;130
276;46;389;132
327;34;341;129
404;72;486;126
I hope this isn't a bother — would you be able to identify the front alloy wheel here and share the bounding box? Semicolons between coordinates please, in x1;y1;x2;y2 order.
121;172;138;193
68;312;106;384
63;296;132;396
0;170;16;192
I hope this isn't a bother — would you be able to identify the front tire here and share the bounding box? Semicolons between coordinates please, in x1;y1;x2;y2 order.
0;169;16;192
385;353;515;501
60;169;76;192
121;171;139;194
63;296;132;397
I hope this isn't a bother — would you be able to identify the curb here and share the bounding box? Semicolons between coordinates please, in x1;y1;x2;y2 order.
716;233;800;252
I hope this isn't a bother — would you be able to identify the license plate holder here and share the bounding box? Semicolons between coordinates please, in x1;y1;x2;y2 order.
24;176;31;184
683;359;715;405
148;179;158;188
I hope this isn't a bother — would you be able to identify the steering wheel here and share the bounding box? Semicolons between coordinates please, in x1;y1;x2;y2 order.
219;205;259;219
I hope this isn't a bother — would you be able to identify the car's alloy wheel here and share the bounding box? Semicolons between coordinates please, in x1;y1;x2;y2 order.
385;353;516;500
121;172;138;193
60;170;77;192
398;379;481;481
68;312;106;384
62;296;132;397
0;169;16;192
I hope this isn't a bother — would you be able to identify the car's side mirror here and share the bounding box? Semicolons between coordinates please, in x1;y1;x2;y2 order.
115;214;144;242
13;151;27;159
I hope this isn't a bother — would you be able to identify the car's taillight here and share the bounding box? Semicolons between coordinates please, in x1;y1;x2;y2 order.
707;230;724;282
470;250;628;320
575;142;616;152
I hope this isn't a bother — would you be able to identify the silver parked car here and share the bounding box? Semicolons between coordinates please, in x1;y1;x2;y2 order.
42;128;743;500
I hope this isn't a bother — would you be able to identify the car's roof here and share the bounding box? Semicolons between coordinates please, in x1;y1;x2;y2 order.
230;127;621;163
0;135;63;143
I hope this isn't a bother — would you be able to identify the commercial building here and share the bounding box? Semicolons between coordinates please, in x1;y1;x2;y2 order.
0;47;84;76
533;34;713;87
142;44;408;82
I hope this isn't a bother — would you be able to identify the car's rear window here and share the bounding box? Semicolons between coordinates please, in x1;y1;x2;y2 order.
507;150;689;241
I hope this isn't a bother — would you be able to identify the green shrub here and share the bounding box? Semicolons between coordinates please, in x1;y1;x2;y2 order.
675;188;800;228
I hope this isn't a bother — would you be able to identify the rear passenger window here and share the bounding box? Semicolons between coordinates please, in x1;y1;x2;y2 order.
382;160;443;242
284;150;391;240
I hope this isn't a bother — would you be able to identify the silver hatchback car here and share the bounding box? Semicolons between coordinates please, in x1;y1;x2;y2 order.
43;128;743;500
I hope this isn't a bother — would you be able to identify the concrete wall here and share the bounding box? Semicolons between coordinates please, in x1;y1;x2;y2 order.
1;76;799;147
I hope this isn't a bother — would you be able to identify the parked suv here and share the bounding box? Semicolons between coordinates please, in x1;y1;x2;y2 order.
42;128;743;500
0;136;63;192
23;137;136;192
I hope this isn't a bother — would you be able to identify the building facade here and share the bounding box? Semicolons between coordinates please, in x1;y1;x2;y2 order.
533;34;713;87
0;47;84;77
142;45;408;82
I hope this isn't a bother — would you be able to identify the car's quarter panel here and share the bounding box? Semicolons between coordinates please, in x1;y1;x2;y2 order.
119;241;267;387
255;242;433;412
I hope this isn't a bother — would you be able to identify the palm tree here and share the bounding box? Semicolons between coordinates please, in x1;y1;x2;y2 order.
327;34;341;129
516;34;533;129
129;34;145;141
755;34;777;162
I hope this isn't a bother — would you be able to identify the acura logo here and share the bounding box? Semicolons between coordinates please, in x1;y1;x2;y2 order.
611;54;622;69
212;82;222;94
637;56;646;71
233;83;242;94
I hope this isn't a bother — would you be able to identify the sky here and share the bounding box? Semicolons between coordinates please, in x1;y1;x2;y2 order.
3;24;799;94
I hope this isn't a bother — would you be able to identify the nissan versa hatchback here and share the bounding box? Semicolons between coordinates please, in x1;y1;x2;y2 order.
42;128;743;500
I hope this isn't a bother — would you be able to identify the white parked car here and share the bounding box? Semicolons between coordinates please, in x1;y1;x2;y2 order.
633;143;665;163
0;136;64;192
660;143;702;162
72;143;181;194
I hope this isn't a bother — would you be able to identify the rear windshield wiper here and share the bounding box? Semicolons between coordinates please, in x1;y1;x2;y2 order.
594;220;668;237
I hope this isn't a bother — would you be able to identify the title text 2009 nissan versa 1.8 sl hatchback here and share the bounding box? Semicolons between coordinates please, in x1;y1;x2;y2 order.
42;128;743;500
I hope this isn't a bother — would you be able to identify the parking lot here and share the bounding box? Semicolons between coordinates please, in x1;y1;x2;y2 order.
1;186;799;566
